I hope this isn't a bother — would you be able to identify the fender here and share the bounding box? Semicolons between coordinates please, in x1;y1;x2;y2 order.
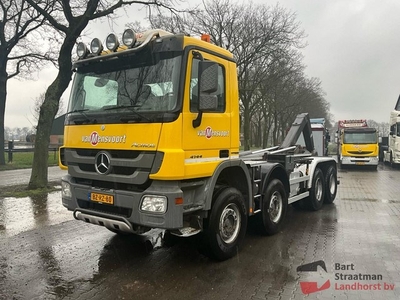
202;159;253;211
259;163;290;197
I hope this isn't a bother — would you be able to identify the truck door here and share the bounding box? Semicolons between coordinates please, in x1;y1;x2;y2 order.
182;51;232;175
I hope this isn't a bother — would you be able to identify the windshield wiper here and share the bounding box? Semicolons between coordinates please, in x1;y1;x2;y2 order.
66;109;97;124
66;108;90;115
102;105;151;122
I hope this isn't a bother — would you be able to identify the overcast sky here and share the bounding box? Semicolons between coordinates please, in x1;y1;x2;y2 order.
5;0;400;129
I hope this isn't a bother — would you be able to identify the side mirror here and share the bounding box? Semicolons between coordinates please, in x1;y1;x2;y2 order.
198;61;218;111
192;61;219;128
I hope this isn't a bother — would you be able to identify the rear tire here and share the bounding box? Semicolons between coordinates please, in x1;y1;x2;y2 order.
324;165;337;204
203;187;247;261
306;168;325;211
258;179;287;235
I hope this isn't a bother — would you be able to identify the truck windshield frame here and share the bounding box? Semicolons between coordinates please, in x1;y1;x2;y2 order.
67;51;182;124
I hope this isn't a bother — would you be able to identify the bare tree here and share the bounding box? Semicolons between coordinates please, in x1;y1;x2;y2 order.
25;0;190;189
31;91;65;125
0;0;57;165
150;0;307;150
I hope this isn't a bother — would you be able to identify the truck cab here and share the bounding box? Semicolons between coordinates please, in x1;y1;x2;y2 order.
336;119;379;168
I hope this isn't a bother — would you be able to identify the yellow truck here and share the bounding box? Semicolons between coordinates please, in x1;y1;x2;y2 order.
336;119;379;168
60;29;338;260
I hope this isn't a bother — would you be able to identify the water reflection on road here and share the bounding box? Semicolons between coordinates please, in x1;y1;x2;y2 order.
0;190;72;237
0;191;167;300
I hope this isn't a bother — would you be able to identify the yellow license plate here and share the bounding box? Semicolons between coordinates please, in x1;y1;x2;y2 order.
90;192;114;205
355;162;365;165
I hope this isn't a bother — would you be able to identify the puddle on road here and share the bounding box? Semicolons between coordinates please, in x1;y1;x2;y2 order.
0;191;73;237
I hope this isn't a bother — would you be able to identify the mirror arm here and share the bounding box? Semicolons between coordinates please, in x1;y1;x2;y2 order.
192;111;203;128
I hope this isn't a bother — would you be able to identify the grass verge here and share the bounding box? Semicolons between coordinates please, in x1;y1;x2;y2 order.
0;152;58;171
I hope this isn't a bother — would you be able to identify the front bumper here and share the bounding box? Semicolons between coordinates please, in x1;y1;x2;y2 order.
341;156;379;166
61;174;184;233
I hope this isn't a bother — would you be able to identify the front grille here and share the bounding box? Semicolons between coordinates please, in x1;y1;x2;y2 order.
65;148;157;185
76;149;142;159
77;199;132;218
348;151;374;155
75;178;151;192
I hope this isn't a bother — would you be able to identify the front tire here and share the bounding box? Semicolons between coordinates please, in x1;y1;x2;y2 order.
306;168;325;211
204;187;247;261
258;179;288;235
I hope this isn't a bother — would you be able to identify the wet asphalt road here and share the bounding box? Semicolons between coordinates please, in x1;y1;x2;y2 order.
1;164;400;300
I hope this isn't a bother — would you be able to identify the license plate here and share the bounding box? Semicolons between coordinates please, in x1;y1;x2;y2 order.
355;162;365;165
90;192;114;205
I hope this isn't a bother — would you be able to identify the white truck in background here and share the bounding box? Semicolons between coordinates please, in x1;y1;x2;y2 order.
383;96;400;165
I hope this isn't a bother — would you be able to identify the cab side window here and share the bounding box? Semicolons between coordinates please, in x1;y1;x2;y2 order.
396;123;400;137
190;58;225;112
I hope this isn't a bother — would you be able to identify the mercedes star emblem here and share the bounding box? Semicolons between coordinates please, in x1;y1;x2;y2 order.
94;151;111;175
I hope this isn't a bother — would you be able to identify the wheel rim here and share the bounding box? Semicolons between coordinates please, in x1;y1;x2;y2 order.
315;177;323;201
268;191;283;223
219;203;241;244
329;174;336;195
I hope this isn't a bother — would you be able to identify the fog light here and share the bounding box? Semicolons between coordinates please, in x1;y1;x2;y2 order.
140;195;167;213
62;181;72;198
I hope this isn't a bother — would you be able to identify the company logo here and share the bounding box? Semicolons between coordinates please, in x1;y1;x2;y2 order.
297;260;331;294
197;126;229;139
94;151;111;175
82;131;126;146
354;144;365;153
297;260;395;295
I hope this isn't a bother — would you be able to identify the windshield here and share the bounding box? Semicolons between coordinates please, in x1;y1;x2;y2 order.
67;54;181;123
397;122;400;137
343;132;377;144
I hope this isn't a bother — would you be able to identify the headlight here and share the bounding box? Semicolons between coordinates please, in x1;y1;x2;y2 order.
106;33;119;51
140;195;167;213
122;29;137;47
76;42;88;59
90;38;103;55
62;181;72;198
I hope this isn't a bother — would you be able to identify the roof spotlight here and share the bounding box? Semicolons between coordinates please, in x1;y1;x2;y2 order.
106;33;119;51
76;42;89;59
122;29;137;48
90;38;103;55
